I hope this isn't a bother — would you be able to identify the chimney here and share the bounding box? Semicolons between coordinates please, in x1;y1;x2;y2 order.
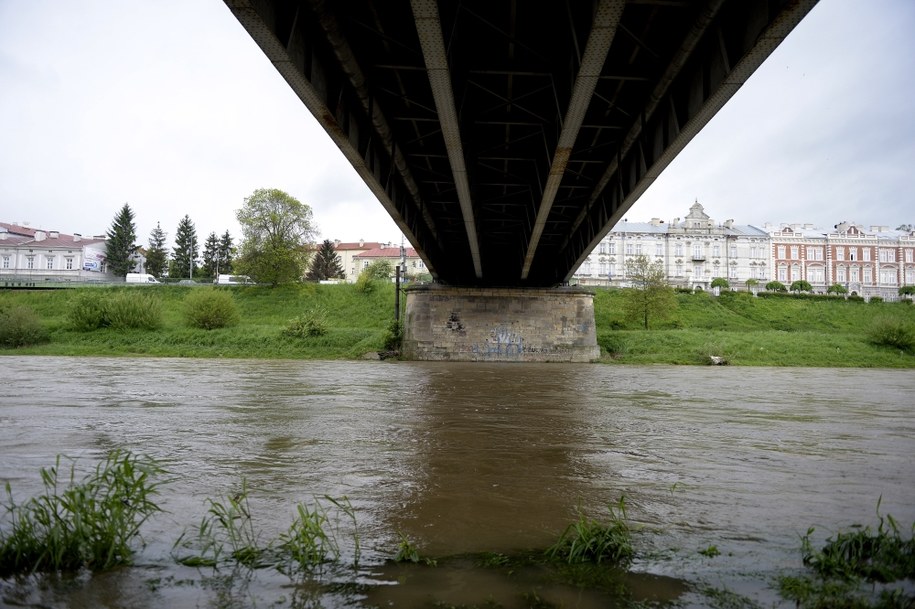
724;219;734;228
74;233;82;242
50;231;59;239
650;217;663;226
34;230;46;241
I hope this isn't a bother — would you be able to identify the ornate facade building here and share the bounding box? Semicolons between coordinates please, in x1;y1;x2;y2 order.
768;222;915;298
572;201;769;290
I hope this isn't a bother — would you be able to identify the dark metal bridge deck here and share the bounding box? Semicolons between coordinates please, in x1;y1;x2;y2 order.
225;0;816;287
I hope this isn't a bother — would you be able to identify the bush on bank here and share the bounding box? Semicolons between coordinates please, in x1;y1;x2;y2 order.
0;304;49;347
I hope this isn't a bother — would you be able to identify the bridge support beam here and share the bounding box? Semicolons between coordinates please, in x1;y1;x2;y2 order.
402;285;600;363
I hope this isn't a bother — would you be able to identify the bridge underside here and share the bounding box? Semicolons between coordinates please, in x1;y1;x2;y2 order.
226;0;816;288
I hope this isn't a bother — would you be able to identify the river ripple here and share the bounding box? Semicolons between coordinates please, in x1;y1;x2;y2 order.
1;356;913;607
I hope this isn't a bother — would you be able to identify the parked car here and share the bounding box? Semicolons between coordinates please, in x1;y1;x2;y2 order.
215;274;254;285
125;273;160;284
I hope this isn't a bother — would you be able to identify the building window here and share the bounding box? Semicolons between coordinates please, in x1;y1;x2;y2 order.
849;248;857;261
46;257;54;269
809;267;824;283
778;265;787;282
26;256;35;269
790;246;799;259
851;267;860;282
625;243;634;255
880;269;896;285
608;242;615;255
777;246;786;259
1;256;9;269
693;263;702;276
712;244;720;257
598;243;606;254
362;261;369;269
729;265;737;279
693;244;703;258
837;266;847;282
674;243;683;257
675;262;683;276
580;261;591;275
635;242;643;255
65;257;73;270
863;248;871;262
791;264;801;281
757;267;767;280
879;249;894;263
906;268;915;284
863;267;873;283
730;245;737;258
599;262;608;276
655;243;663;257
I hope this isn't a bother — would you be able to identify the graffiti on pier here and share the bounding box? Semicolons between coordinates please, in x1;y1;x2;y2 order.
470;325;524;356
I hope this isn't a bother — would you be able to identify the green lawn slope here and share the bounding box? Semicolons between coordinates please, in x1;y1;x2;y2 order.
1;284;913;366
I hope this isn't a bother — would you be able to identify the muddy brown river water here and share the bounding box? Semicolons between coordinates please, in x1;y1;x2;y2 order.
1;356;913;608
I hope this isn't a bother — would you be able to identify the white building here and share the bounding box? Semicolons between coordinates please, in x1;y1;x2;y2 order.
0;223;110;283
572;201;769;289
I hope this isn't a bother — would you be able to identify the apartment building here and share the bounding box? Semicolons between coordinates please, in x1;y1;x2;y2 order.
573;201;769;289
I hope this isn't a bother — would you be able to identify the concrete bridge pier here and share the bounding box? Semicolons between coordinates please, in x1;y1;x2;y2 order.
402;285;600;363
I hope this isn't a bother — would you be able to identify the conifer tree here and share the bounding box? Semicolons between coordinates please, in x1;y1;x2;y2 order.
105;203;137;277
306;239;346;281
218;230;234;274
170;215;198;279
145;222;168;278
202;232;220;278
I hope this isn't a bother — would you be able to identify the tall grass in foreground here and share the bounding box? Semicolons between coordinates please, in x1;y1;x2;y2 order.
545;497;634;566
173;485;360;573
778;501;915;608
0;451;163;575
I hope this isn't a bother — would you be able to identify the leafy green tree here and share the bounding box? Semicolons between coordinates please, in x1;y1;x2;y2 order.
896;224;913;232
306;239;345;281
790;280;812;293
899;285;915;299
710;277;730;290
218;230;234;274
170;215;198;279
623;254;677;329
827;283;848;295
235;188;317;286
145;222;168;278
745;278;759;290
104;203;137;277
201;232;220;279
766;281;787;292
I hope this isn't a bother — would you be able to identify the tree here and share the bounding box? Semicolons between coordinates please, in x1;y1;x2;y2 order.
623;254;677;329
896;224;913;232
201;232;221;279
790;280;812;293
827;283;848;295
745;278;759;290
235;188;317;286
306;239;345;281
218;230;234;275
170;215;199;279
899;285;915;299
765;281;787;292
710;277;730;290
145;222;168;278
104;203;137;277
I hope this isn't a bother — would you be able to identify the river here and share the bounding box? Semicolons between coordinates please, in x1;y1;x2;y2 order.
1;356;913;608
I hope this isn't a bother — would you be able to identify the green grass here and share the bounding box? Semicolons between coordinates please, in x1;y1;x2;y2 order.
2;283;914;366
0;450;163;575
0;283;396;359
596;289;915;367
545;497;634;566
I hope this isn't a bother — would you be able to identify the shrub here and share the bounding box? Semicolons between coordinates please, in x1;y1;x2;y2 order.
68;292;109;331
105;291;163;330
765;281;787;292
867;317;915;353
869;296;884;304
382;319;403;352
183;289;240;330
710;277;730;289
789;280;812;293
827;283;848;295
0;304;49;347
283;308;328;338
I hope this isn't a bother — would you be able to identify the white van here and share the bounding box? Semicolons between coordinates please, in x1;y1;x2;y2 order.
126;273;160;284
215;274;254;285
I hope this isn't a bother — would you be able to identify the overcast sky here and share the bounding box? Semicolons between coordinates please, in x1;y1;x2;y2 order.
1;0;913;252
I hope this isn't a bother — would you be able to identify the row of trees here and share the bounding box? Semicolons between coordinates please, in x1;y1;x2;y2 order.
104;189;348;285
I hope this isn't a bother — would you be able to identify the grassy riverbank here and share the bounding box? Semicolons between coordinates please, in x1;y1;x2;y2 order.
1;284;914;366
